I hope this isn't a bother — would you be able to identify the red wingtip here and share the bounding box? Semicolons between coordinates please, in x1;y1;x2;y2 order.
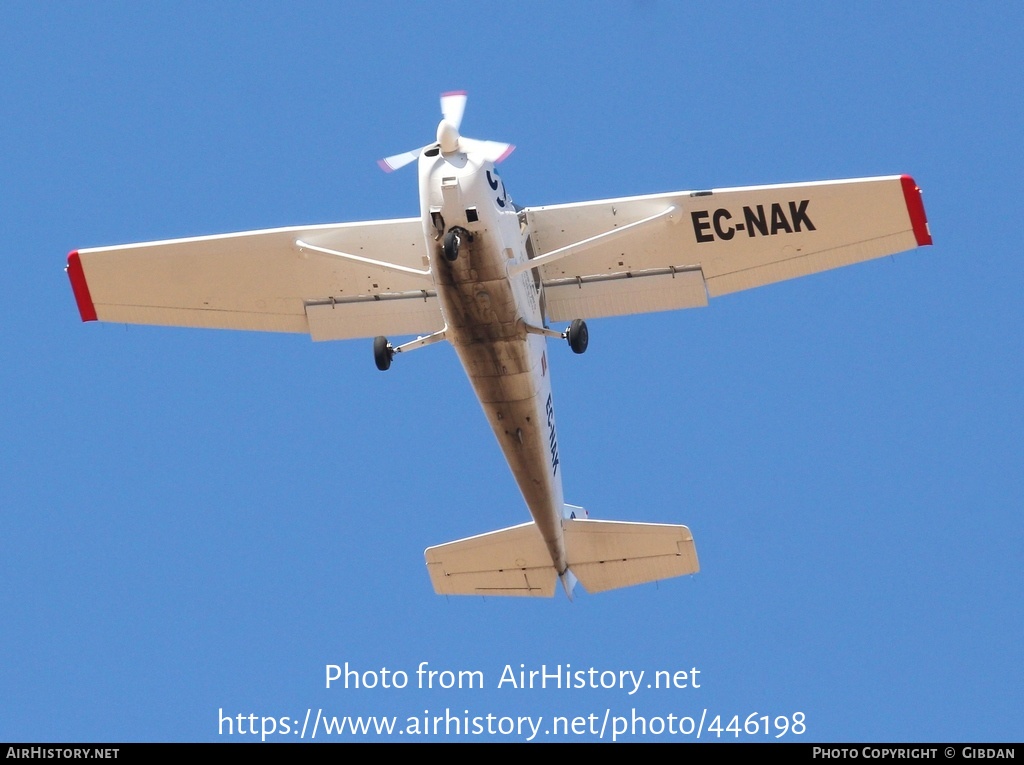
441;89;467;98
66;250;97;322
377;158;395;173
900;175;933;246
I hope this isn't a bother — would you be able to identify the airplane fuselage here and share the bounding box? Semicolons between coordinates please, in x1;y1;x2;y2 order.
418;149;568;574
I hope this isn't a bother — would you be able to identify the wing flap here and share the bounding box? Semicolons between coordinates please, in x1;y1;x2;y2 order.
305;293;443;342
544;268;707;322
424;522;557;597
564;519;699;594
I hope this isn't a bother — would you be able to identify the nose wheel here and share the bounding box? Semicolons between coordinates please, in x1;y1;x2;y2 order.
443;227;471;262
567;319;588;354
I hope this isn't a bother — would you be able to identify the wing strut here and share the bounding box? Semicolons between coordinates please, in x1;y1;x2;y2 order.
508;205;678;278
295;239;433;280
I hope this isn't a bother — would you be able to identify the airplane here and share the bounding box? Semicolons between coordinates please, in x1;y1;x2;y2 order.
66;91;932;599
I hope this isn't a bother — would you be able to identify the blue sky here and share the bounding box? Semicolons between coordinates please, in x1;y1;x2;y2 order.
2;2;1021;742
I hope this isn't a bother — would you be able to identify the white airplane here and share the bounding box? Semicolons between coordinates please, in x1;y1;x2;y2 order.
67;92;932;598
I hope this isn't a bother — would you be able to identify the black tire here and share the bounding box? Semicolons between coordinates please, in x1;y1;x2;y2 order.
443;228;462;261
373;336;392;371
568;319;588;354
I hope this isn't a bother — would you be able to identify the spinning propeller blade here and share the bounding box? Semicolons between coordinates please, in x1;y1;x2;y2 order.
460;138;515;164
440;90;467;131
378;148;424;173
378;92;514;171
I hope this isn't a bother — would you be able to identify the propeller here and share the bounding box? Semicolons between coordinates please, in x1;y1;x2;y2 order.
378;91;515;173
440;90;467;130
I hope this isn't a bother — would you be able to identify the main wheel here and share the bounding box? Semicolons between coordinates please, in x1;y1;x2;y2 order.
567;319;588;354
373;336;393;371
443;228;462;261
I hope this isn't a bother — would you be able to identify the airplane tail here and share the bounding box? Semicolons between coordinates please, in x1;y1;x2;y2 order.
424;505;698;598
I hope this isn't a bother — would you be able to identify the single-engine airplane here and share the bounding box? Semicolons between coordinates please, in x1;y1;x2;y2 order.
67;92;931;598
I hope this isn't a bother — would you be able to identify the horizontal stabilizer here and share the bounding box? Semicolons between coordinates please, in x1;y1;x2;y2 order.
425;522;556;597
564;519;698;594
425;517;698;597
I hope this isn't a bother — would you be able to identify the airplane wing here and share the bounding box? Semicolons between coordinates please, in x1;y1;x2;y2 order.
525;175;932;321
67;218;445;341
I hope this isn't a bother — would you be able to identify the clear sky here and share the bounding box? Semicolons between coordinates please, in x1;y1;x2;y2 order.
2;1;1021;743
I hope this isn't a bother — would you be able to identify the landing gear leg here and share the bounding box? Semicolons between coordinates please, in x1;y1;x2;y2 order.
373;329;448;370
